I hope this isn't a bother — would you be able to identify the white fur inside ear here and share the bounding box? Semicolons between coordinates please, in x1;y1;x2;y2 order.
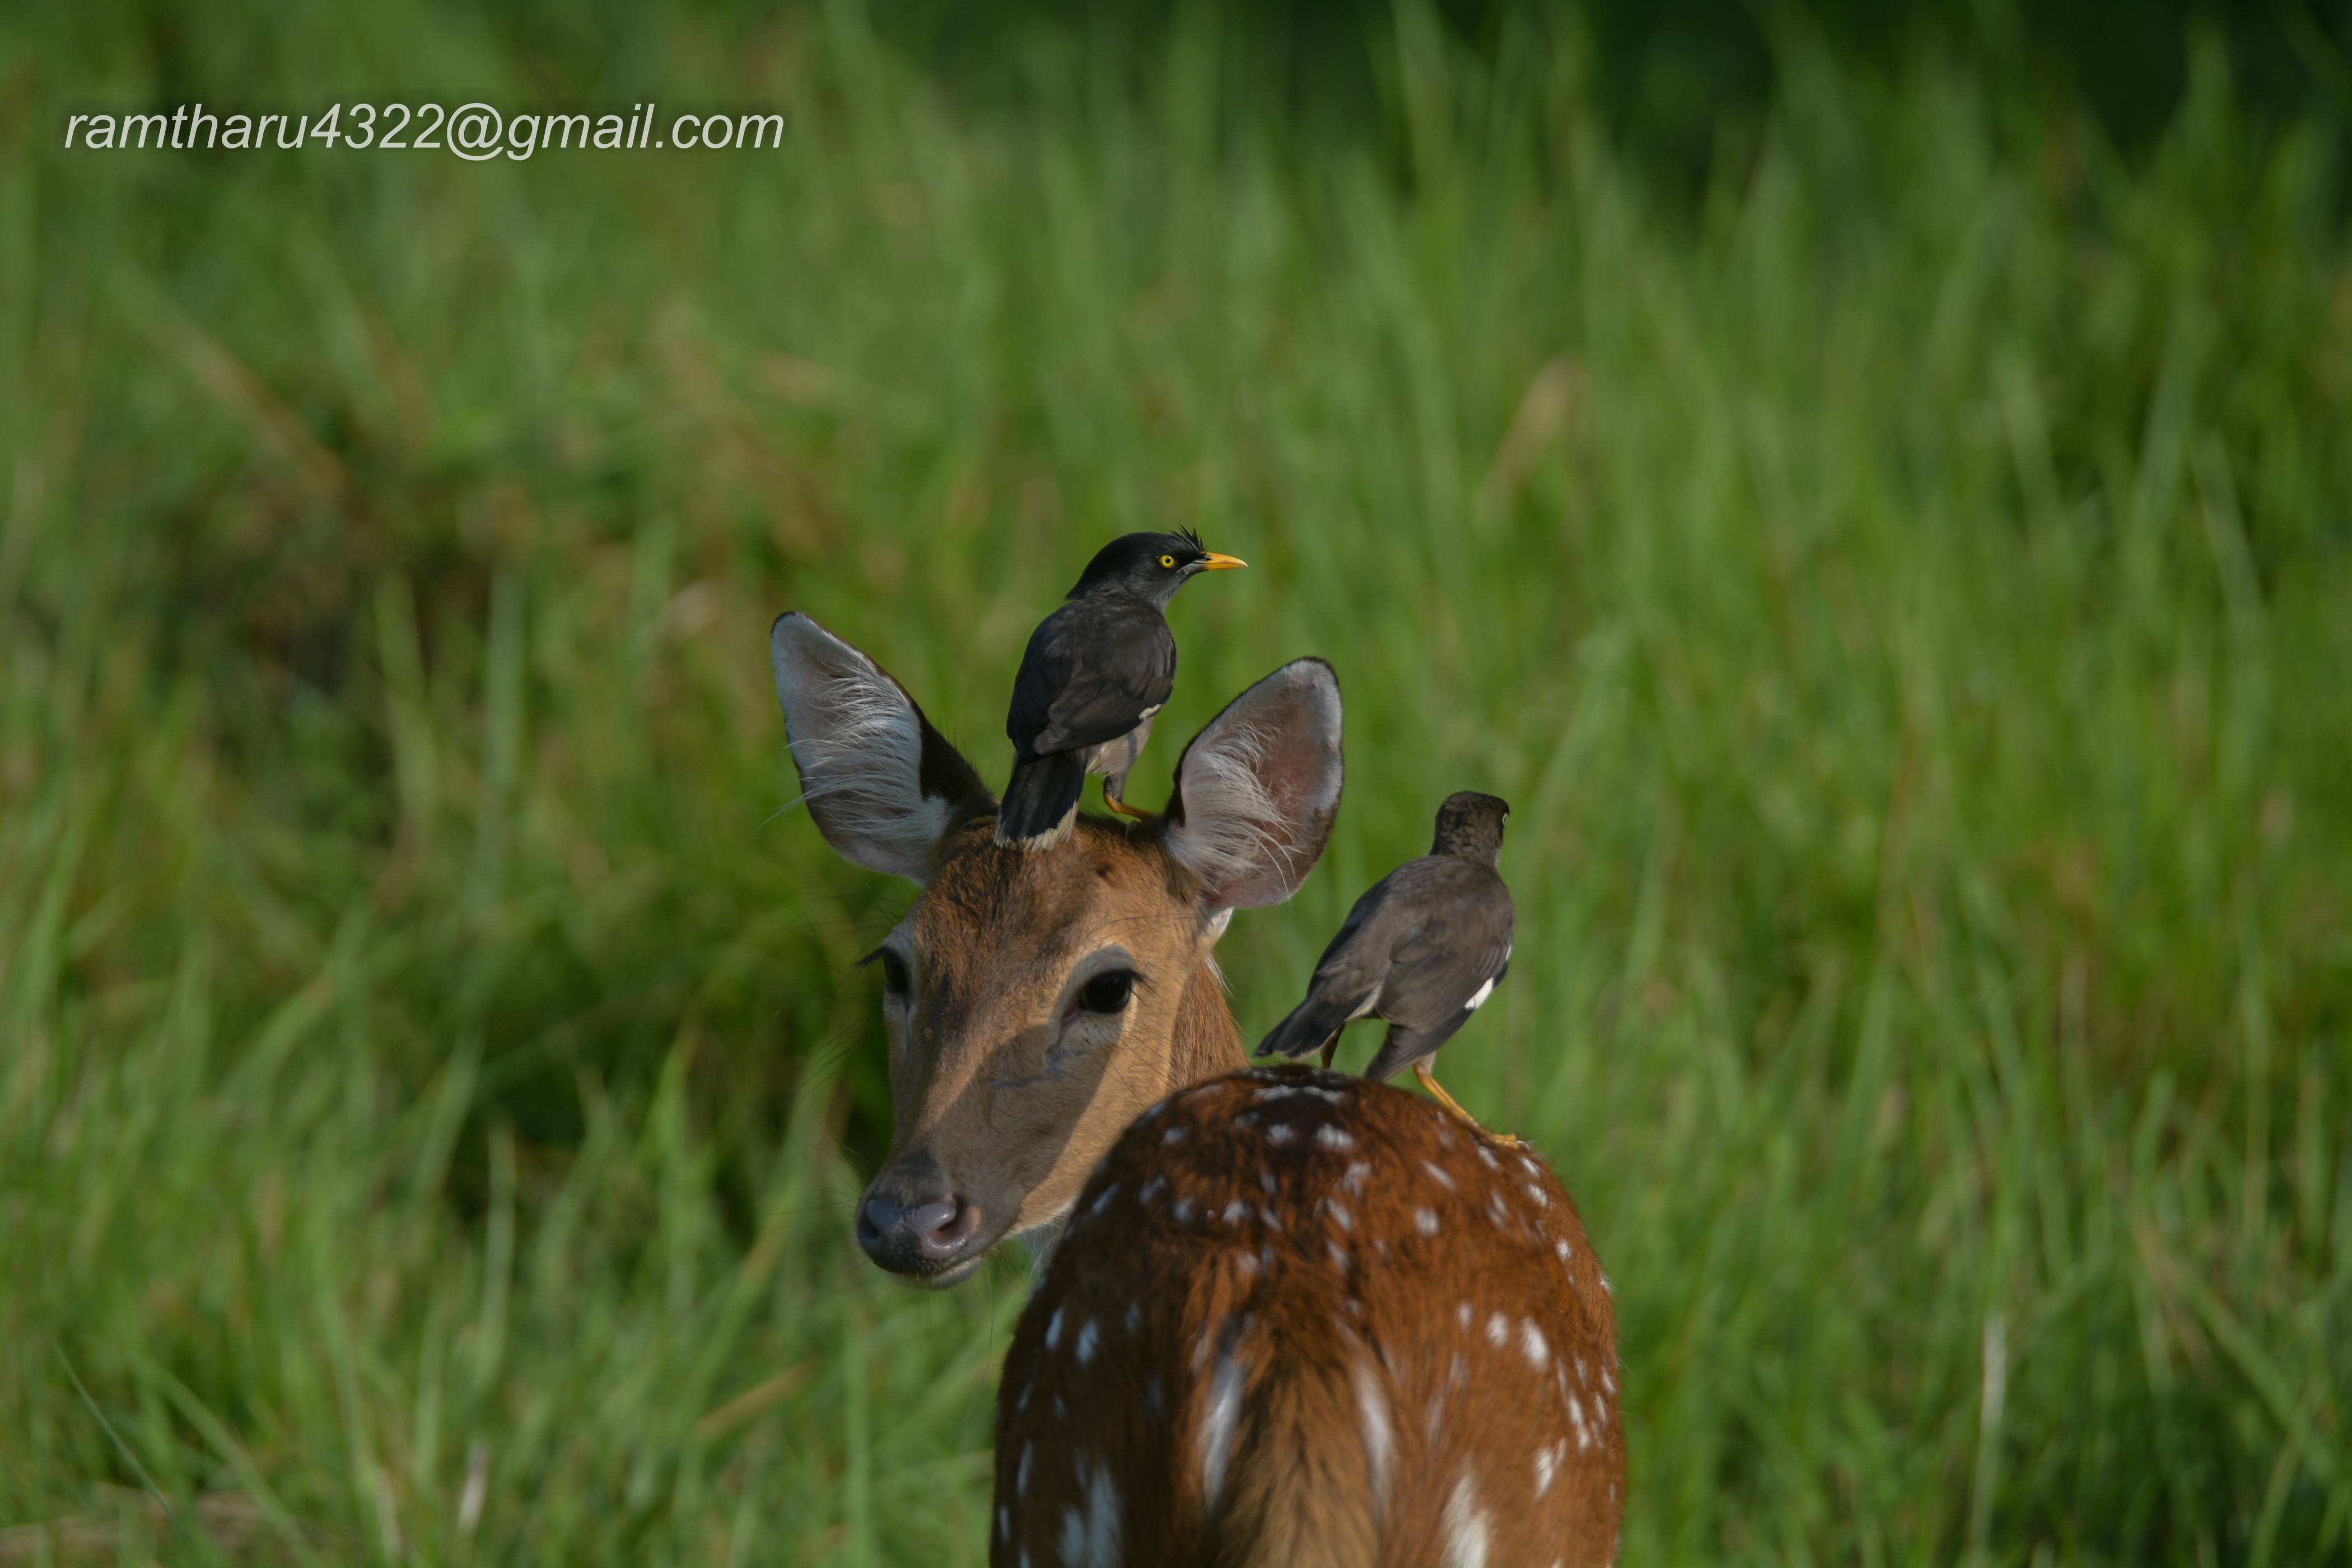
771;614;955;883
1166;659;1343;911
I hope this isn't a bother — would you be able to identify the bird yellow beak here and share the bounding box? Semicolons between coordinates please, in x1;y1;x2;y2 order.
1197;552;1248;571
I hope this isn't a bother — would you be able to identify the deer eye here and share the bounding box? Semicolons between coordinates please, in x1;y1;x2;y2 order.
878;949;912;996
1075;969;1137;1015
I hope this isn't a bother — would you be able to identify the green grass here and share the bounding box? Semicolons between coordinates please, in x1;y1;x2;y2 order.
4;4;2351;1562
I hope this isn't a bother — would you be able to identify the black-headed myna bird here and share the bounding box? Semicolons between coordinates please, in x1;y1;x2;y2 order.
996;529;1245;848
1257;791;1515;1135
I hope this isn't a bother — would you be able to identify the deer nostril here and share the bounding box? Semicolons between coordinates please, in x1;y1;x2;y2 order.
907;1196;976;1254
856;1192;903;1258
857;1187;979;1271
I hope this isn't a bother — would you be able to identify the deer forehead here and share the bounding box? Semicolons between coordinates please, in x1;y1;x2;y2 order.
912;823;1198;973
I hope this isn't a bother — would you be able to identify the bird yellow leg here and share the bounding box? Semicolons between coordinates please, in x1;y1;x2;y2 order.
1319;1037;1338;1071
1102;781;1151;820
1412;1061;1522;1147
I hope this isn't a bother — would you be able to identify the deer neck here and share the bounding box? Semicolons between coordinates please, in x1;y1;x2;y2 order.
1168;954;1248;1091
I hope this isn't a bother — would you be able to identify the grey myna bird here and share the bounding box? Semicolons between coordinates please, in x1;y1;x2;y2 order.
1256;791;1515;1136
996;529;1245;848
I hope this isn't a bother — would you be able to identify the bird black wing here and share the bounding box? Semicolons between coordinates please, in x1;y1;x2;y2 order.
1006;598;1177;758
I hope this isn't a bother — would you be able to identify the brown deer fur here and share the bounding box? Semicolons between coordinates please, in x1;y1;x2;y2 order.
992;1066;1625;1567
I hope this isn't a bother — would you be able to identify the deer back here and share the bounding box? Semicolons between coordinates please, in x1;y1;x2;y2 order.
993;1066;1625;1568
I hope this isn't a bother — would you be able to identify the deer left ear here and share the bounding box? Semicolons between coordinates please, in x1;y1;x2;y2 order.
1161;658;1343;913
770;613;995;884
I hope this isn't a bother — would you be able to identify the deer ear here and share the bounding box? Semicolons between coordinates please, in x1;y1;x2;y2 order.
1162;658;1344;913
770;613;995;884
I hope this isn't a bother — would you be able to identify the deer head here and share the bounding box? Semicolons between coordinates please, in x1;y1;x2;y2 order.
769;613;1343;1287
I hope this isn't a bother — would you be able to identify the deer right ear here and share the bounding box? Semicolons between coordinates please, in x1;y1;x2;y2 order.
770;613;995;884
1162;658;1344;913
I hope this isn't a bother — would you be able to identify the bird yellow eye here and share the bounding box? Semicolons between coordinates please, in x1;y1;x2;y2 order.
1160;554;1176;568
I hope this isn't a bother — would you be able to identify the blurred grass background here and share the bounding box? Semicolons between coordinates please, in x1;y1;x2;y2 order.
4;0;2352;1562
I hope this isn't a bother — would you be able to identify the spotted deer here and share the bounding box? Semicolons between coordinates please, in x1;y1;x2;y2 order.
770;613;1624;1566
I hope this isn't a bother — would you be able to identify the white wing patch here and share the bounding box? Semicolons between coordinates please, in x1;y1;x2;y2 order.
1463;977;1496;1012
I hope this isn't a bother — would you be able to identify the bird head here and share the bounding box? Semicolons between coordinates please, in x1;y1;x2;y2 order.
1431;790;1510;865
1066;528;1246;605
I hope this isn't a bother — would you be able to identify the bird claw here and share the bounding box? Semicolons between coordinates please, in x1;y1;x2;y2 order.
1412;1061;1513;1143
1103;789;1152;820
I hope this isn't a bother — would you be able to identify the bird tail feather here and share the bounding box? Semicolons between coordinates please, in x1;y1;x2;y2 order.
1254;991;1361;1061
996;752;1087;849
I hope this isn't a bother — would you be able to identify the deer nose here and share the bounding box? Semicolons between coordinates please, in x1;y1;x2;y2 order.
856;1186;980;1273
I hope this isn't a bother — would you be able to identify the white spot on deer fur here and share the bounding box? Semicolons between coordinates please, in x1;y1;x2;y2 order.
1261;1169;1280;1196
1141;1177;1167;1205
1265;1123;1295;1146
1485;1312;1509;1348
1415;1207;1441;1236
1342;1161;1371;1194
1200;1346;1246;1515
1075;1319;1100;1365
1555;1238;1574;1264
1127;1302;1143;1334
1457;1301;1473;1331
1476;1145;1501;1170
1044;1309;1065;1349
1258;1206;1283;1230
1252;1085;1304;1102
1519;1320;1550;1368
1463;977;1495;1011
1518;1152;1541;1177
1162;1126;1187;1146
1088;1184;1119;1220
1487;1192;1512;1229
1524;1183;1550;1210
1058;1459;1122;1568
1316;1124;1356;1151
1354;1359;1395;1508
1602;1272;1614;1295
1017;1442;1034;1496
1534;1443;1558;1498
1174;1199;1194;1224
1422;1160;1456;1191
1327;1240;1351;1274
1235;1249;1259;1281
1441;1473;1491;1568
1327;1201;1354;1231
1220;1198;1247;1225
1602;1365;1616;1394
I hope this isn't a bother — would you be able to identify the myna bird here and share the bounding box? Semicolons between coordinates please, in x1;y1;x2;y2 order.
1256;792;1516;1136
996;529;1246;848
